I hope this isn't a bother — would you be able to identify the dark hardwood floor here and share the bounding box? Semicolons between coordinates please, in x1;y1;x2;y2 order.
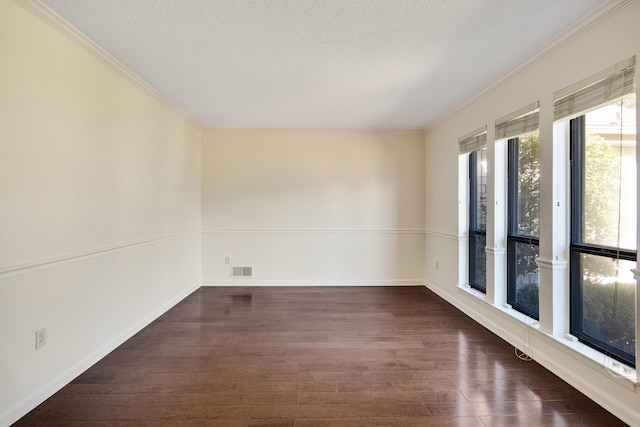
15;286;627;426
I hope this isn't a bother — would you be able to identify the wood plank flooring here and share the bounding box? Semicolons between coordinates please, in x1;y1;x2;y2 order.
14;286;627;426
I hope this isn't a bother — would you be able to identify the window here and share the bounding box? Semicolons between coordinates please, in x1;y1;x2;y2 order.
569;96;637;367
507;132;540;319
459;126;488;293
555;57;637;367
496;102;541;317
469;147;488;292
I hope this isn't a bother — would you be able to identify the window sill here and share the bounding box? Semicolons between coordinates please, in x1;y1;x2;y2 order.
494;305;640;386
457;283;487;301
543;330;638;387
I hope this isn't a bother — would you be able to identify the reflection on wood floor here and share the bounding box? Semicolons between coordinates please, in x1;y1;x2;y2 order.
15;286;628;426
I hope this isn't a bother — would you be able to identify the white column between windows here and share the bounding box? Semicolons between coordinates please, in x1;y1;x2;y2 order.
486;133;506;306
538;93;568;336
458;155;469;288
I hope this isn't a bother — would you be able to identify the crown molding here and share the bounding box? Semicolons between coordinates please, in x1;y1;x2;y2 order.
13;0;202;130
424;0;635;131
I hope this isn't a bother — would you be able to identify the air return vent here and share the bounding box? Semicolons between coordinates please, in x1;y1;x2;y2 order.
232;266;253;277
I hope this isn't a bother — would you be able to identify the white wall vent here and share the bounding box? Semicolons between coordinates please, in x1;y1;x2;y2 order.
232;266;253;277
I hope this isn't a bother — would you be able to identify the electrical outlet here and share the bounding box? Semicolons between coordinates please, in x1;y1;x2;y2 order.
435;261;439;269
225;256;230;264
35;328;46;349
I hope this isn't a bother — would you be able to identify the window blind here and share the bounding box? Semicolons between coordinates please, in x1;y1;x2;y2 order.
554;56;635;121
458;125;487;154
495;101;539;140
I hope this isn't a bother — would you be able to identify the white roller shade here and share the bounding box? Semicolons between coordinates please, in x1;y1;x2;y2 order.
495;102;539;140
458;126;487;154
554;57;635;120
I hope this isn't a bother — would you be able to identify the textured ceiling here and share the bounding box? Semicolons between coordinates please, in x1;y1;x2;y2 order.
42;0;608;129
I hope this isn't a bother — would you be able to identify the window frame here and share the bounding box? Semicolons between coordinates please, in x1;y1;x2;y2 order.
569;114;637;367
469;149;487;293
507;135;540;319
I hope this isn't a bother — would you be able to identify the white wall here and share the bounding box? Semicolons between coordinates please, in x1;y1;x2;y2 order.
202;129;425;285
424;2;640;425
4;0;637;424
0;2;202;425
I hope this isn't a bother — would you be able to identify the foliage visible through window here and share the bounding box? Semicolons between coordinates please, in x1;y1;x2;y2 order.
469;148;487;292
570;94;637;367
507;132;540;319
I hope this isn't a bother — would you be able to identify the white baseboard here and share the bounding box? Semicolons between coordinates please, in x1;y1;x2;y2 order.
1;282;200;427
202;279;425;287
